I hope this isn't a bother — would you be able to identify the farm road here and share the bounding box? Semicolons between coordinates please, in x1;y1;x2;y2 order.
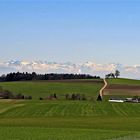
100;79;108;98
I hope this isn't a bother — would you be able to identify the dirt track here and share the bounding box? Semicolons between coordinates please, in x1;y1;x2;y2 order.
100;79;108;97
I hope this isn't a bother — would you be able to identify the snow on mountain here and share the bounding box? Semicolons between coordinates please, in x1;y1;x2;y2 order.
0;60;139;78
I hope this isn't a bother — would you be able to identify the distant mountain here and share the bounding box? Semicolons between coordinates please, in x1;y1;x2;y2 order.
0;60;139;78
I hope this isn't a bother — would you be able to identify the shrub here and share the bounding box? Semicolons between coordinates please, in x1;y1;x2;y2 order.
39;97;43;100
81;94;86;100
2;90;13;99
65;94;70;100
71;94;76;100
53;94;57;99
15;93;24;99
25;96;32;100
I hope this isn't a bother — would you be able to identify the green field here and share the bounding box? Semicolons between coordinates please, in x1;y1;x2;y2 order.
0;79;140;140
107;78;140;85
104;78;140;99
0;80;103;99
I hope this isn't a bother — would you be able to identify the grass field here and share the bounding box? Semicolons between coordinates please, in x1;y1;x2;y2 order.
0;100;140;139
0;79;140;139
107;78;140;85
0;79;103;100
104;78;140;98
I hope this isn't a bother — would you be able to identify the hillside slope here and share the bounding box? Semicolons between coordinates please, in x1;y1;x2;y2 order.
104;78;140;96
0;100;140;139
0;79;140;139
0;79;103;100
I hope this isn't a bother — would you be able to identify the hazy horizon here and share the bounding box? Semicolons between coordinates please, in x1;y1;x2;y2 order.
0;59;139;79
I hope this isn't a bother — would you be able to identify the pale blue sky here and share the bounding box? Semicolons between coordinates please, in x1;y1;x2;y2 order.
0;0;140;65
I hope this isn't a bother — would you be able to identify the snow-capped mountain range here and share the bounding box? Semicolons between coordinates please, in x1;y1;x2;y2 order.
0;60;140;78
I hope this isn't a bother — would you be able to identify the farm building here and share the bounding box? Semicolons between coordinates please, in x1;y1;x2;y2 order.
109;99;124;103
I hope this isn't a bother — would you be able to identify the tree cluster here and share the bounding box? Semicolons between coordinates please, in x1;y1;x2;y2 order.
39;93;87;101
65;94;87;100
0;87;32;99
0;72;100;82
105;70;120;79
39;94;57;100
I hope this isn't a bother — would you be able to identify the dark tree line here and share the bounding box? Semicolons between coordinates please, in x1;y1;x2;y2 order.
0;72;100;82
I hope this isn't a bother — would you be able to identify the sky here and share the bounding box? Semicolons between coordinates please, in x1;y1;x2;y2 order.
0;0;140;77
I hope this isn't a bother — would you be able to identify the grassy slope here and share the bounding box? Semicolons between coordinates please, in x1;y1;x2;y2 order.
104;78;140;98
0;100;140;139
0;80;103;99
107;78;140;86
0;79;140;139
0;126;134;140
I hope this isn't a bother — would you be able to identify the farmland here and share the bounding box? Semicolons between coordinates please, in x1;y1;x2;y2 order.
0;79;103;99
0;79;140;139
104;78;140;97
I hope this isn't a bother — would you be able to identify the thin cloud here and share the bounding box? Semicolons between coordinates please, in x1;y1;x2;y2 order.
0;60;139;79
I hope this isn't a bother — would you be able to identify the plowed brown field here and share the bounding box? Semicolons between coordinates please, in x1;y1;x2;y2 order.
104;84;140;96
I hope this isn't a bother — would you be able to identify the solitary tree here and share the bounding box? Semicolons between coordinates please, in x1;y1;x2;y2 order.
115;70;120;78
97;94;102;101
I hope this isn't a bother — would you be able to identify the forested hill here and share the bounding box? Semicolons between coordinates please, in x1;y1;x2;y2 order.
0;72;100;82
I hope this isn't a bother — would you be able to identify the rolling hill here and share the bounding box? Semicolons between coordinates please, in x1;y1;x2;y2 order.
0;79;103;100
0;78;140;139
104;78;140;97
